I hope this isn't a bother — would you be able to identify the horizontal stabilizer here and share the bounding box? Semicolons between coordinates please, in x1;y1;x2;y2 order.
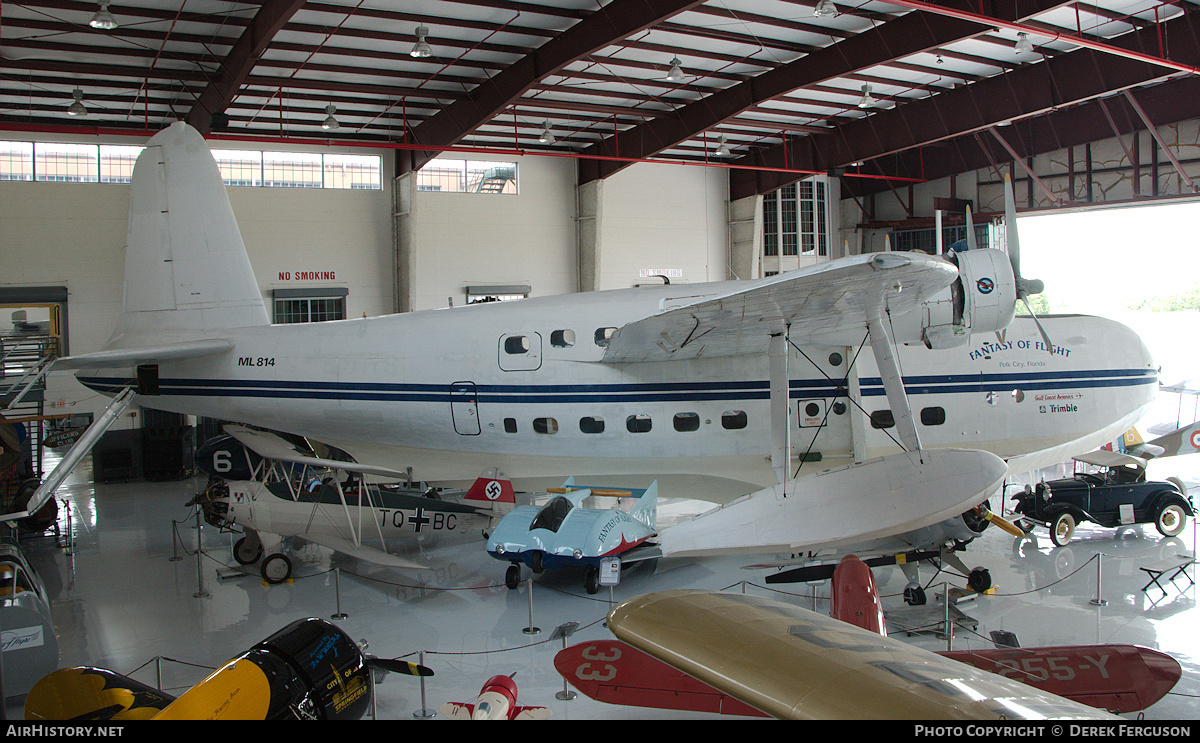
658;448;1007;558
52;338;234;370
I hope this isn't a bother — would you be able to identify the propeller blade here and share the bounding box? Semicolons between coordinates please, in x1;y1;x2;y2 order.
985;510;1026;538
1004;174;1022;279
1021;296;1055;354
965;205;978;251
368;658;435;677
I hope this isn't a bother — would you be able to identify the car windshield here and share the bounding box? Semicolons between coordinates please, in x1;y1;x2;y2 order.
530;496;573;533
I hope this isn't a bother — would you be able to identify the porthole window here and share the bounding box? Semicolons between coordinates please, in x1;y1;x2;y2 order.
673;412;700;432
579;416;605;434
832;401;847;415
804;402;821;418
626;414;652;433
551;329;575;348
503;418;518;434
594;327;617;347
721;410;748;430
870;410;895;429
504;335;530;354
920;407;946;426
828;352;843;366
533;417;558;434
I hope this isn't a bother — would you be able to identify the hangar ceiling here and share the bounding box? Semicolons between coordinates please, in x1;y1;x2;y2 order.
2;0;1199;204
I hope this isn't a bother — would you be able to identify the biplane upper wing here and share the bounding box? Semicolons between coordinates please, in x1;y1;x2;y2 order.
606;590;1120;720
601;252;957;363
223;424;412;479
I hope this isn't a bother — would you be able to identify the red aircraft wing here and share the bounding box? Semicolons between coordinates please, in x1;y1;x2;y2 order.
554;639;768;717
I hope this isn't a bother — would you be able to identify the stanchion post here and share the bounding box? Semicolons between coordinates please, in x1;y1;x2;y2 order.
193;508;209;598
413;652;436;719
524;578;540;635
332;568;348;620
1090;553;1108;606
943;581;952;652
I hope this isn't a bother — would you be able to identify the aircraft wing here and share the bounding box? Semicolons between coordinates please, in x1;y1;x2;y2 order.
602;252;956;362
223;425;412;480
302;533;431;571
50;338;234;369
607;590;1120;720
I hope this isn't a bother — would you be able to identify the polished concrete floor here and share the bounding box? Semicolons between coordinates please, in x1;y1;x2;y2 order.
4;452;1198;721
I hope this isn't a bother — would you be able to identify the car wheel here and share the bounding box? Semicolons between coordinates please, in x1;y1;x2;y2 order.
505;564;521;590
1155;503;1187;538
233;536;262;565
1051;512;1075;547
1016;518;1035;534
261;553;293;584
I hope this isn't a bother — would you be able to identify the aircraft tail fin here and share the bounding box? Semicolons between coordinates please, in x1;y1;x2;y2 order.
630;480;658;530
463;469;516;506
107;122;269;347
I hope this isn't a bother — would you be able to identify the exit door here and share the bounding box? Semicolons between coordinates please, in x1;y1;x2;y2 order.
450;382;481;435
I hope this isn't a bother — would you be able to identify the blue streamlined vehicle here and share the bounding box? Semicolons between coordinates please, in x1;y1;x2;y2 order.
1012;451;1193;547
487;479;658;593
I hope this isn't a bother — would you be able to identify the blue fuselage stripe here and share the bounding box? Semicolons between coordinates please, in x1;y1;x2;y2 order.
77;369;1157;404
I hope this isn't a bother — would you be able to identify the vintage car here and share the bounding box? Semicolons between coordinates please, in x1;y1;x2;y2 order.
1012;451;1193;546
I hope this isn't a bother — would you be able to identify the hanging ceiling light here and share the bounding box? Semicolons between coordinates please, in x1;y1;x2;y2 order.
67;88;88;116
321;104;339;131
813;0;837;17
715;135;731;157
857;83;876;109
666;57;685;83
89;1;117;30
538;121;555;144
410;26;433;58
1014;32;1033;54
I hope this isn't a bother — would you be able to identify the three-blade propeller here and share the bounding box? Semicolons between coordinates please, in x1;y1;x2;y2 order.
1002;175;1054;354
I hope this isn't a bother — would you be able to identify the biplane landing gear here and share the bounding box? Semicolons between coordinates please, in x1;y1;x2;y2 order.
233;535;263;565
504;564;521;590
261;553;293;584
903;584;926;606
967;567;992;593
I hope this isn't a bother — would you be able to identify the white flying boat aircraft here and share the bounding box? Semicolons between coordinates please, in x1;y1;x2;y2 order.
37;123;1157;554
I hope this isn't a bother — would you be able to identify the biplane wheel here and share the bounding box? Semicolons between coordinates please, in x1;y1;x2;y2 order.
530;550;544;574
967;567;992;593
1050;512;1075;547
233;536;262;565
584;567;600;595
261;553;293;584
505;564;521;590
903;585;926;606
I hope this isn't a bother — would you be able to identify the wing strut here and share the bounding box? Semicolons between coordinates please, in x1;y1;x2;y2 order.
769;331;791;488
866;313;921;456
3;387;136;523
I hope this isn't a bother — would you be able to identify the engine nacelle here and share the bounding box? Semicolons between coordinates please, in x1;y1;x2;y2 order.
920;248;1017;349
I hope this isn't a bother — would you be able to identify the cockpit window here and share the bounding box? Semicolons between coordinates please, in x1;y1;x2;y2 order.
530;495;573;533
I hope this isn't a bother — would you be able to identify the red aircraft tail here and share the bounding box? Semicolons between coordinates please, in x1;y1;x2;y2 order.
463;469;516;505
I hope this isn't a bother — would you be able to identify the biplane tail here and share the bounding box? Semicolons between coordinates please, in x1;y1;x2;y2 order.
463;469;517;507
